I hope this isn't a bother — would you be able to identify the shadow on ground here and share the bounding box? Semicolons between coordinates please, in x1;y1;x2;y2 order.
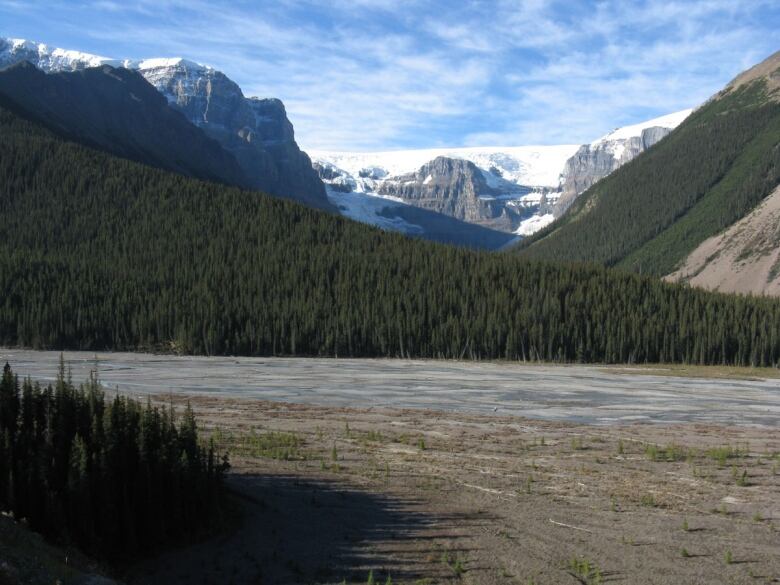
127;472;480;584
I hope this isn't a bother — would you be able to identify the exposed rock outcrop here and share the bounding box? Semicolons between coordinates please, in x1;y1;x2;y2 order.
139;59;330;210
554;126;675;215
377;156;517;231
552;109;693;216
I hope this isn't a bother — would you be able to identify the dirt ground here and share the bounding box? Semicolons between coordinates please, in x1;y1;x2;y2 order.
128;396;780;585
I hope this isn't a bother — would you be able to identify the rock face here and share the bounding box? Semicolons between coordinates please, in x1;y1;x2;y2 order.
0;62;247;186
138;59;330;210
311;149;567;235
554;111;692;216
377;157;519;231
310;159;517;249
0;38;331;210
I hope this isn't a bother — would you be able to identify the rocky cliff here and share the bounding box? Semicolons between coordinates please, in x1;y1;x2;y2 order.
0;38;331;210
138;58;330;210
377;157;518;231
554;111;691;215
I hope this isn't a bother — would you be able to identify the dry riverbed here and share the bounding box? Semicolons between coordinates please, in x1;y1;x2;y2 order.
130;396;780;585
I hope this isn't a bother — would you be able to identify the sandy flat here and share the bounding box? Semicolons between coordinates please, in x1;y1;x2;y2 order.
3;349;779;427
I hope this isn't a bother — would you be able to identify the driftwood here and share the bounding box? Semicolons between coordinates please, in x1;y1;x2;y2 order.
549;518;593;533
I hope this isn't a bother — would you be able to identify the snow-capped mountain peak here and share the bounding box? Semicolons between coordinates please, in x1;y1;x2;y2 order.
313;109;693;239
311;146;580;237
134;57;213;71
592;108;693;146
309;145;580;191
2;37;122;71
553;108;692;215
0;37;217;76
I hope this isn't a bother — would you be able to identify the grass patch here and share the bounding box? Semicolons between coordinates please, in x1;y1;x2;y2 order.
212;427;308;460
231;429;307;460
568;556;603;585
645;443;688;462
604;363;780;381
707;444;747;467
441;551;466;577
641;494;657;507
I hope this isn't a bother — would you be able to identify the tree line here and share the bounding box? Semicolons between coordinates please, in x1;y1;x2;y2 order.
0;360;228;560
2;106;780;366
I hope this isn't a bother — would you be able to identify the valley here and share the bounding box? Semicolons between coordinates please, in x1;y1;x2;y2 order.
165;397;780;585
0;8;779;585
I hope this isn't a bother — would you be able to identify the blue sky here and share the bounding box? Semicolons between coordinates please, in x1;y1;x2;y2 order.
2;0;778;151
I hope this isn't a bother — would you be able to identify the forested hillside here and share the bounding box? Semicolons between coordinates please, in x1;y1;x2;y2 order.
518;73;780;276
0;361;228;560
3;107;780;365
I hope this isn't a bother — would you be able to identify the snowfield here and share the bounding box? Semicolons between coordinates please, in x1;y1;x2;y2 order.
310;145;580;190
592;109;693;146
514;213;556;236
325;187;424;234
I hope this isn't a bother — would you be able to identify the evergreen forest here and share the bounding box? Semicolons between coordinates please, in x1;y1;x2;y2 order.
2;106;780;366
0;360;228;560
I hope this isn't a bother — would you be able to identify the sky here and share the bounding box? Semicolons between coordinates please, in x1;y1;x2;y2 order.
1;0;778;151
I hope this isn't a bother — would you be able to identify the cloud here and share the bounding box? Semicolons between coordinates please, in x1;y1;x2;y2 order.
1;0;778;150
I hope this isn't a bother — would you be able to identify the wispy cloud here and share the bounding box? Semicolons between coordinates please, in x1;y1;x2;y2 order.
1;0;778;150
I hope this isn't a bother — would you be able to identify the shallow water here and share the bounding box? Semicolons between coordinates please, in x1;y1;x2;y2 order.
2;349;779;427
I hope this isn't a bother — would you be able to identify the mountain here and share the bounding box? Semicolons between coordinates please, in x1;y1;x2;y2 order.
311;145;579;236
0;36;691;244
0;37;331;210
519;50;780;294
663;52;780;294
377;156;519;231
312;110;689;238
0;61;247;186
554;109;692;215
4;104;780;365
0;36;513;248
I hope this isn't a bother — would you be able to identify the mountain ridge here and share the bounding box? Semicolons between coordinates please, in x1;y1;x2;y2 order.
0;36;331;211
312;109;690;237
518;50;780;296
0;61;248;187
